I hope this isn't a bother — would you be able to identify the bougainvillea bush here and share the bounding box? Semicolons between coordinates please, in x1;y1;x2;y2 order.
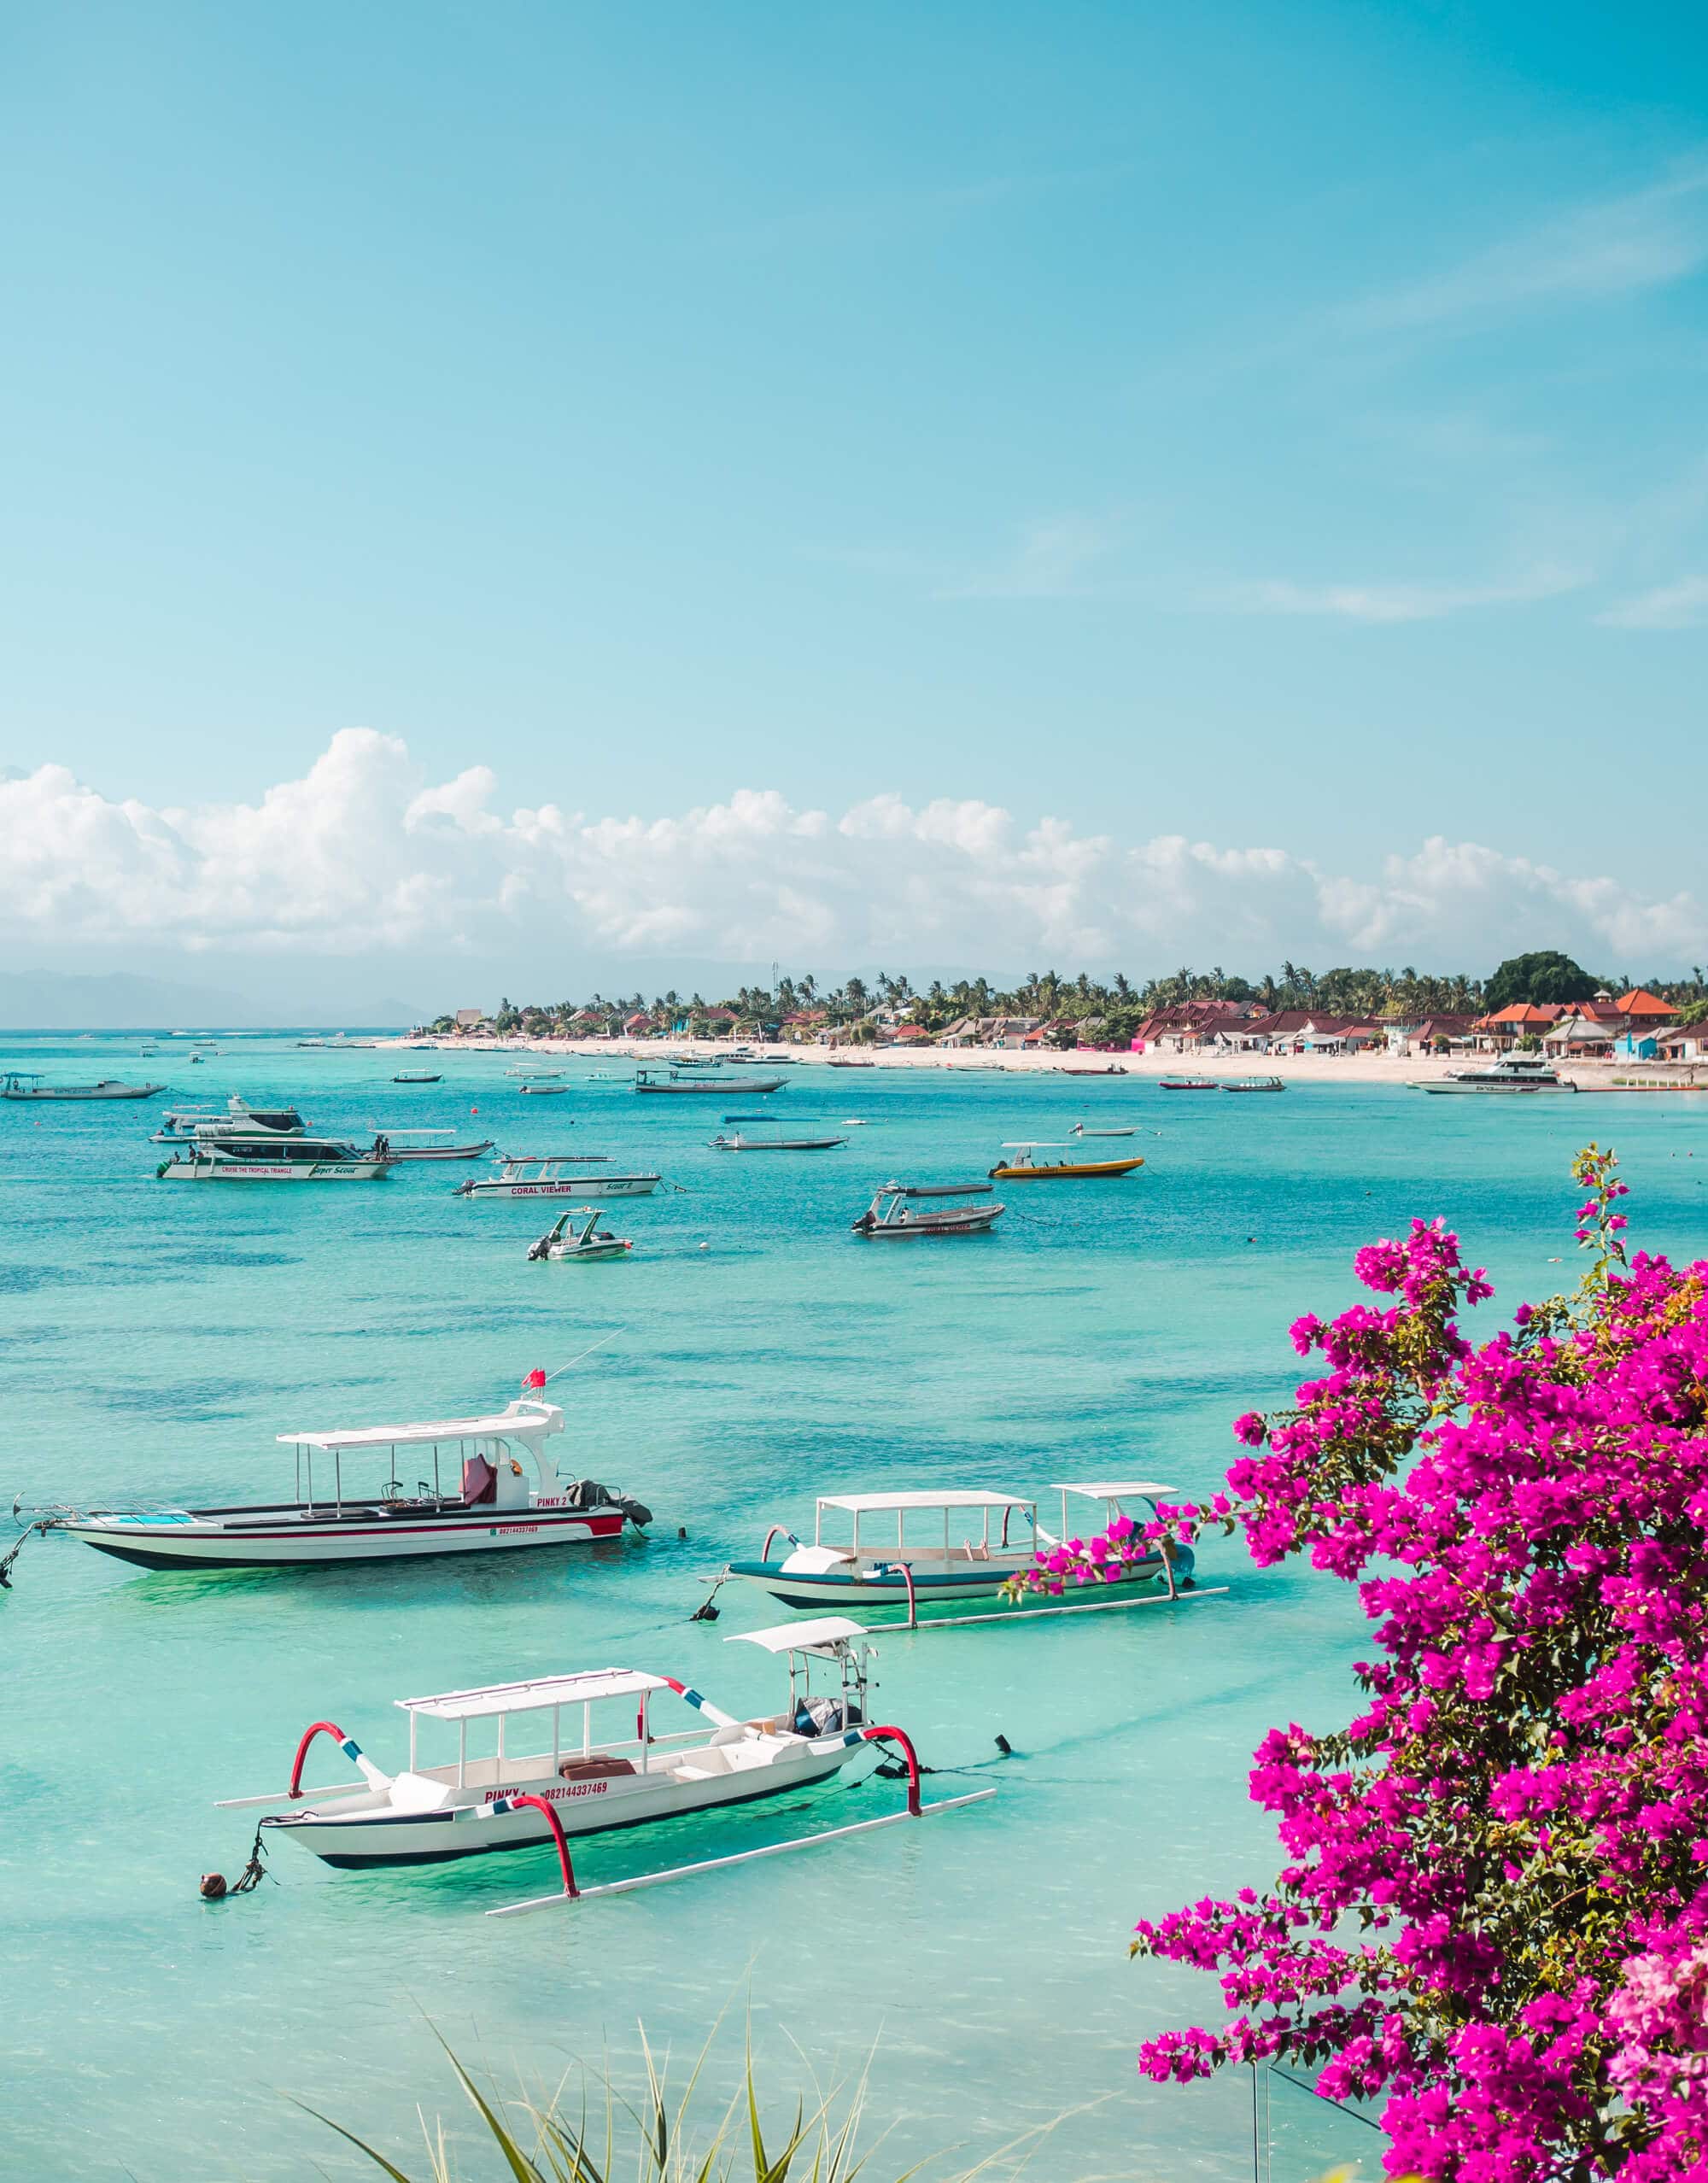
1021;1148;1708;2181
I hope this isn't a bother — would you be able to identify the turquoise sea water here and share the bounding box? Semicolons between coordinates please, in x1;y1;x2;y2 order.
4;1038;1707;2182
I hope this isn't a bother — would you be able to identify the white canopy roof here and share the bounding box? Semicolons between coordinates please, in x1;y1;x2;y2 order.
1051;1479;1176;1500
818;1489;1032;1514
396;1665;667;1719
728;1617;868;1655
278;1401;563;1452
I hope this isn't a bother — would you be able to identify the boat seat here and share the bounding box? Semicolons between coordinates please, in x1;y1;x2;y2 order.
557;1754;636;1781
673;1749;734;1779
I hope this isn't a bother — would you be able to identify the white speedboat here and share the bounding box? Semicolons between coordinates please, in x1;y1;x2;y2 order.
851;1182;1004;1237
1412;1055;1576;1094
708;1132;848;1151
20;1396;650;1571
722;1484;1190;1617
527;1208;634;1261
212;1618;989;1911
156;1132;394;1180
455;1156;660;1199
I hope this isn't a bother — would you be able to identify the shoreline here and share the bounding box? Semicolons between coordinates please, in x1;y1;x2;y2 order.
377;1035;1708;1092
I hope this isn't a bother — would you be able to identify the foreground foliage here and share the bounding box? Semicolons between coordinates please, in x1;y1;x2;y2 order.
1022;1147;1708;2180
311;2028;990;2182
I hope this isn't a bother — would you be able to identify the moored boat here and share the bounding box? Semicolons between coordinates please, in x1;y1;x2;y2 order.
527;1208;635;1261
17;1392;652;1571
1158;1078;1218;1092
1411;1056;1576;1094
377;1130;495;1161
156;1132;395;1180
851;1182;1003;1237
393;1071;442;1084
635;1070;785;1094
154;1095;307;1141
987;1142;1144;1179
3;1072;166;1100
1222;1076;1285;1092
210;1618;988;1911
709;1132;848;1150
722;1484;1190;1618
456;1156;661;1199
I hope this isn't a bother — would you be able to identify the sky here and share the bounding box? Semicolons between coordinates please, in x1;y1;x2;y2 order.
3;0;1706;1007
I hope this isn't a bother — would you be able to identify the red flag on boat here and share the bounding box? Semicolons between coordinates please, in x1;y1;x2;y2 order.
524;1368;547;1395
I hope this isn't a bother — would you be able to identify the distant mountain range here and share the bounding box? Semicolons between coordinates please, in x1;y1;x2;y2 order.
0;970;421;1030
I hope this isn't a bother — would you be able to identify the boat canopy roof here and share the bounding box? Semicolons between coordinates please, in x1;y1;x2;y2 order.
1051;1479;1176;1499
278;1402;563;1452
818;1489;1031;1514
1000;1141;1073;1150
727;1616;868;1655
876;1181;993;1199
395;1665;669;1719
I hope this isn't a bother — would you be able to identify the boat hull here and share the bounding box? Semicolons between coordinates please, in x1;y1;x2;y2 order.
3;1081;165;1100
274;1743;857;1867
158;1159;390;1179
851;1212;1002;1236
459;1175;659;1198
636;1079;784;1094
1409;1080;1576;1094
726;1556;1170;1611
988;1158;1144;1179
62;1505;626;1569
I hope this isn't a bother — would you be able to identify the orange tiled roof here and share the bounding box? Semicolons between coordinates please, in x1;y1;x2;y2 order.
1477;1004;1565;1027
1613;989;1676;1017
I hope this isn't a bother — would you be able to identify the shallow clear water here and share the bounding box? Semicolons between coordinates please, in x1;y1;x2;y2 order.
3;1038;1705;2180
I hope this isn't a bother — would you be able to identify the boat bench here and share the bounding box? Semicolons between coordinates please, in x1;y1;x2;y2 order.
556;1755;636;1781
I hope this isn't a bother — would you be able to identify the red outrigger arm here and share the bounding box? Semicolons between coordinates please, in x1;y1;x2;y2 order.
288;1721;389;1798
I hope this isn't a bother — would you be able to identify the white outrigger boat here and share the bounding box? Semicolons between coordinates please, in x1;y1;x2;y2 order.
212;1617;991;1911
527;1208;634;1261
156;1132;395;1180
717;1484;1196;1624
15;1395;651;1571
455;1156;661;1199
636;1069;786;1095
3;1071;166;1100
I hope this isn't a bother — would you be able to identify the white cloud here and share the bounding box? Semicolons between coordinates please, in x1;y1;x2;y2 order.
1220;567;1586;623
1343;159;1708;331
1595;576;1708;629
933;516;1119;600
2;729;1703;972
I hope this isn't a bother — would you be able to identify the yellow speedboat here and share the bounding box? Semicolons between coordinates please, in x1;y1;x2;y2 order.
987;1142;1146;1180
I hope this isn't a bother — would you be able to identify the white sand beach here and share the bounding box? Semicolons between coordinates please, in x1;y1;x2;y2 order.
378;1035;1707;1092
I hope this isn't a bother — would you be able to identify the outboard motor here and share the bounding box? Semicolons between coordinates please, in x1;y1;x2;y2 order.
564;1478;653;1530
